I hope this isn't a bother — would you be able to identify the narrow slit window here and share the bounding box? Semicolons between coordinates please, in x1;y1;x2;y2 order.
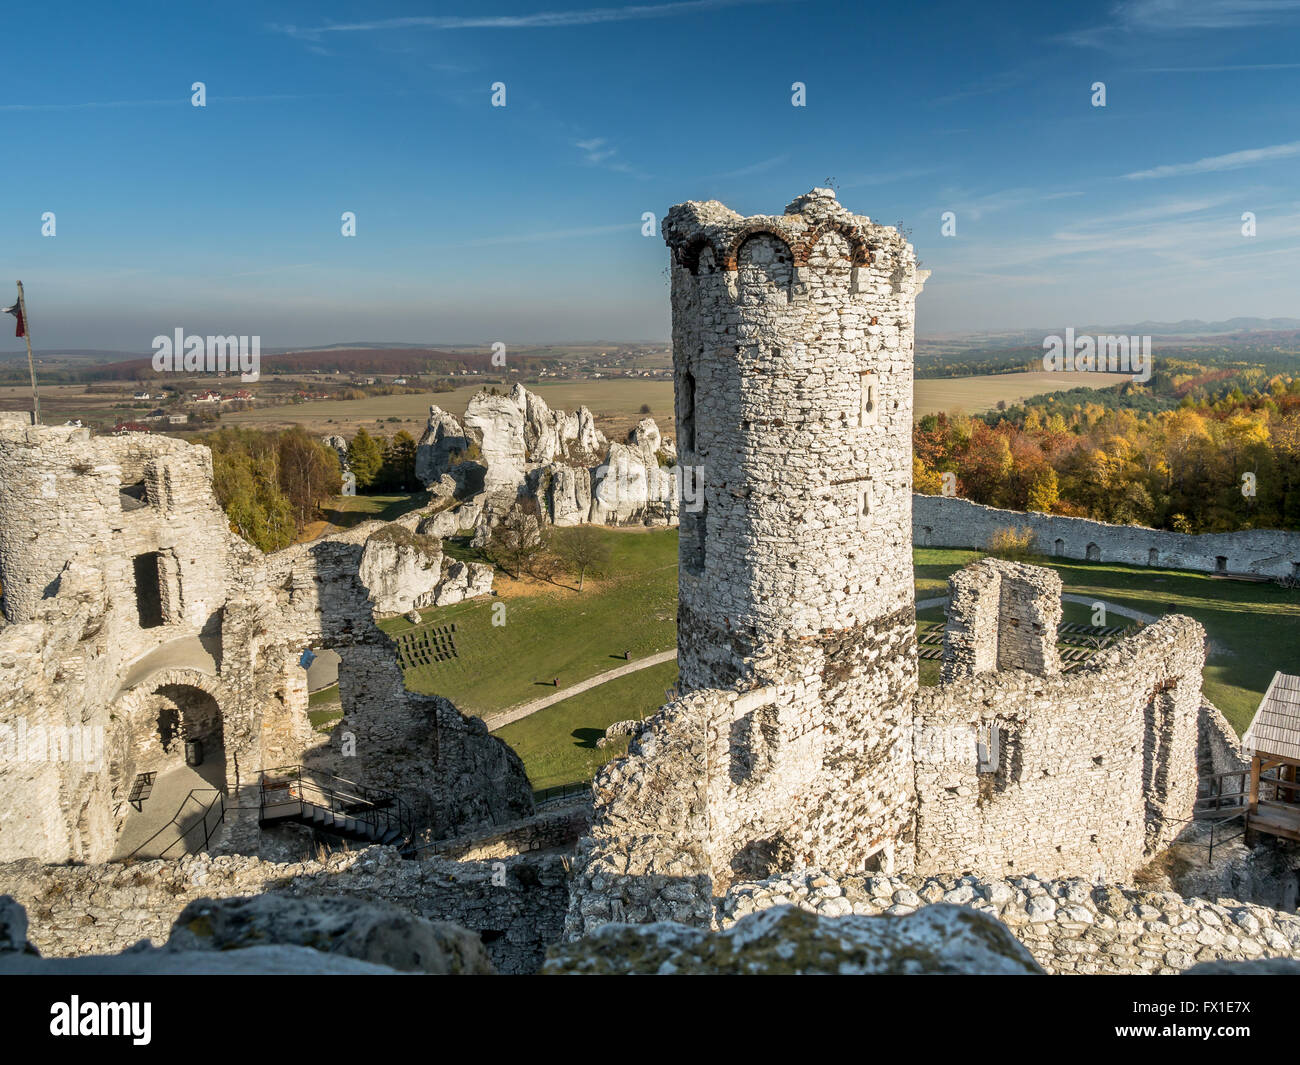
859;372;878;427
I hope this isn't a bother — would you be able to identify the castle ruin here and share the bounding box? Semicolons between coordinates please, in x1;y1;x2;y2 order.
565;189;1209;936
0;189;1275;976
0;414;530;864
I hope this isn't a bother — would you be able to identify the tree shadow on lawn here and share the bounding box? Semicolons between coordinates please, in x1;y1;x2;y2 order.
320;492;430;529
572;728;603;749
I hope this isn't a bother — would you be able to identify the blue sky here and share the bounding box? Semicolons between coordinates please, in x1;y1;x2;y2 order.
2;0;1298;350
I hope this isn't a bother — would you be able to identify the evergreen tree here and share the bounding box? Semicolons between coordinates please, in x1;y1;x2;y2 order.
349;427;384;490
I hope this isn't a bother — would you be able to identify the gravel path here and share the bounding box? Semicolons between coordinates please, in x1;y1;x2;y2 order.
483;650;679;731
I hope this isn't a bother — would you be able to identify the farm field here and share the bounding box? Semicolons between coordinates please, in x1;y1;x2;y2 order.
224;379;677;441
218;369;1126;440
911;370;1130;417
380;529;1294;791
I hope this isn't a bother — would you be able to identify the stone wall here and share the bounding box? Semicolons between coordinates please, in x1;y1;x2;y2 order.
0;848;569;975
428;802;591;861
915;602;1205;881
0;420;531;864
722;870;1300;974
914;494;1300;578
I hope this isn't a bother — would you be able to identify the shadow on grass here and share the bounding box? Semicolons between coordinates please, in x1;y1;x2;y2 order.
571;727;604;749
320;491;430;529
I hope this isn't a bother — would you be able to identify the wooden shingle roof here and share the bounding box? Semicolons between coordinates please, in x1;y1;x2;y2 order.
1243;672;1300;762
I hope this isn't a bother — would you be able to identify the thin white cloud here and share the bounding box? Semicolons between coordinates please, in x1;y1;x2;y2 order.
1146;62;1300;70
839;166;944;189
704;154;790;180
927;187;1084;223
1061;0;1300;47
0;93;336;112
1124;140;1300;179
274;0;778;39
0;98;179;112
572;136;648;177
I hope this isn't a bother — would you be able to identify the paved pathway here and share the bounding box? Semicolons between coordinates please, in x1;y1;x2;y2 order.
114;634;220;698
484;650;679;731
110;762;225;860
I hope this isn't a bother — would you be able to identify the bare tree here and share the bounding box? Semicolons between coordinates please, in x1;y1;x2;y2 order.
487;503;547;579
552;524;612;592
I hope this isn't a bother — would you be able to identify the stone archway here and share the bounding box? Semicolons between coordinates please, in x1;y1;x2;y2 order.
109;668;235;799
106;668;236;860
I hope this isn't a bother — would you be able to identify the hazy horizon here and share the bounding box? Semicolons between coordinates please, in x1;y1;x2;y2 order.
4;0;1299;350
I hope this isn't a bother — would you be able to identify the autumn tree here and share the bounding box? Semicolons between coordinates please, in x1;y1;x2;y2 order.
278;427;343;527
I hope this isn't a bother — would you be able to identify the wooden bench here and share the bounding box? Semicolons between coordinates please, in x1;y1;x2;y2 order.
127;771;156;812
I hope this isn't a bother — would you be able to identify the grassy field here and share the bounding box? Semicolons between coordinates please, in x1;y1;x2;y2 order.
298;492;429;541
378;534;1294;790
494;660;680;791
377;527;678;718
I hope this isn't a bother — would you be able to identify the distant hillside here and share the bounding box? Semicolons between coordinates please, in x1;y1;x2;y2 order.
70;347;546;381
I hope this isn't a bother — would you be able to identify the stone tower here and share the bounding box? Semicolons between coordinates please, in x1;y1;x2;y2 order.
662;188;928;878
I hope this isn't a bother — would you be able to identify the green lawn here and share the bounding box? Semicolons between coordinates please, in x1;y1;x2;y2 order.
306;684;343;731
319;492;429;528
378;527;678;718
378;533;1295;788
494;660;680;792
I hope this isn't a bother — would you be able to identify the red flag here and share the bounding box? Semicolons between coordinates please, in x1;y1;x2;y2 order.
2;301;24;338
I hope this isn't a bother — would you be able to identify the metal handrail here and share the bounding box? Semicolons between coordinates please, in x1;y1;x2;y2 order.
122;788;225;861
259;765;413;845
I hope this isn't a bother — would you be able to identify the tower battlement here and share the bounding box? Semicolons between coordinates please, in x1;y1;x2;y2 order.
665;188;925;688
654;188;929;884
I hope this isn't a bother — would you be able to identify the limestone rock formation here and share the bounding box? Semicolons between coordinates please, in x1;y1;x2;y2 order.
462;392;526;493
418;498;482;539
434;559;494;606
545;903;1044;975
358;525;493;615
414;407;474;489
413;384;673;532
322;434;356;495
590;420;677;526
358;527;443;615
546;463;593;527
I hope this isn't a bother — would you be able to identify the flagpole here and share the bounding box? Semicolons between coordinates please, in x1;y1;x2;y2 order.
15;281;40;425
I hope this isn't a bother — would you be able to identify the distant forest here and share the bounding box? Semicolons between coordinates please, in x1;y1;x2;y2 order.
915;375;1300;533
